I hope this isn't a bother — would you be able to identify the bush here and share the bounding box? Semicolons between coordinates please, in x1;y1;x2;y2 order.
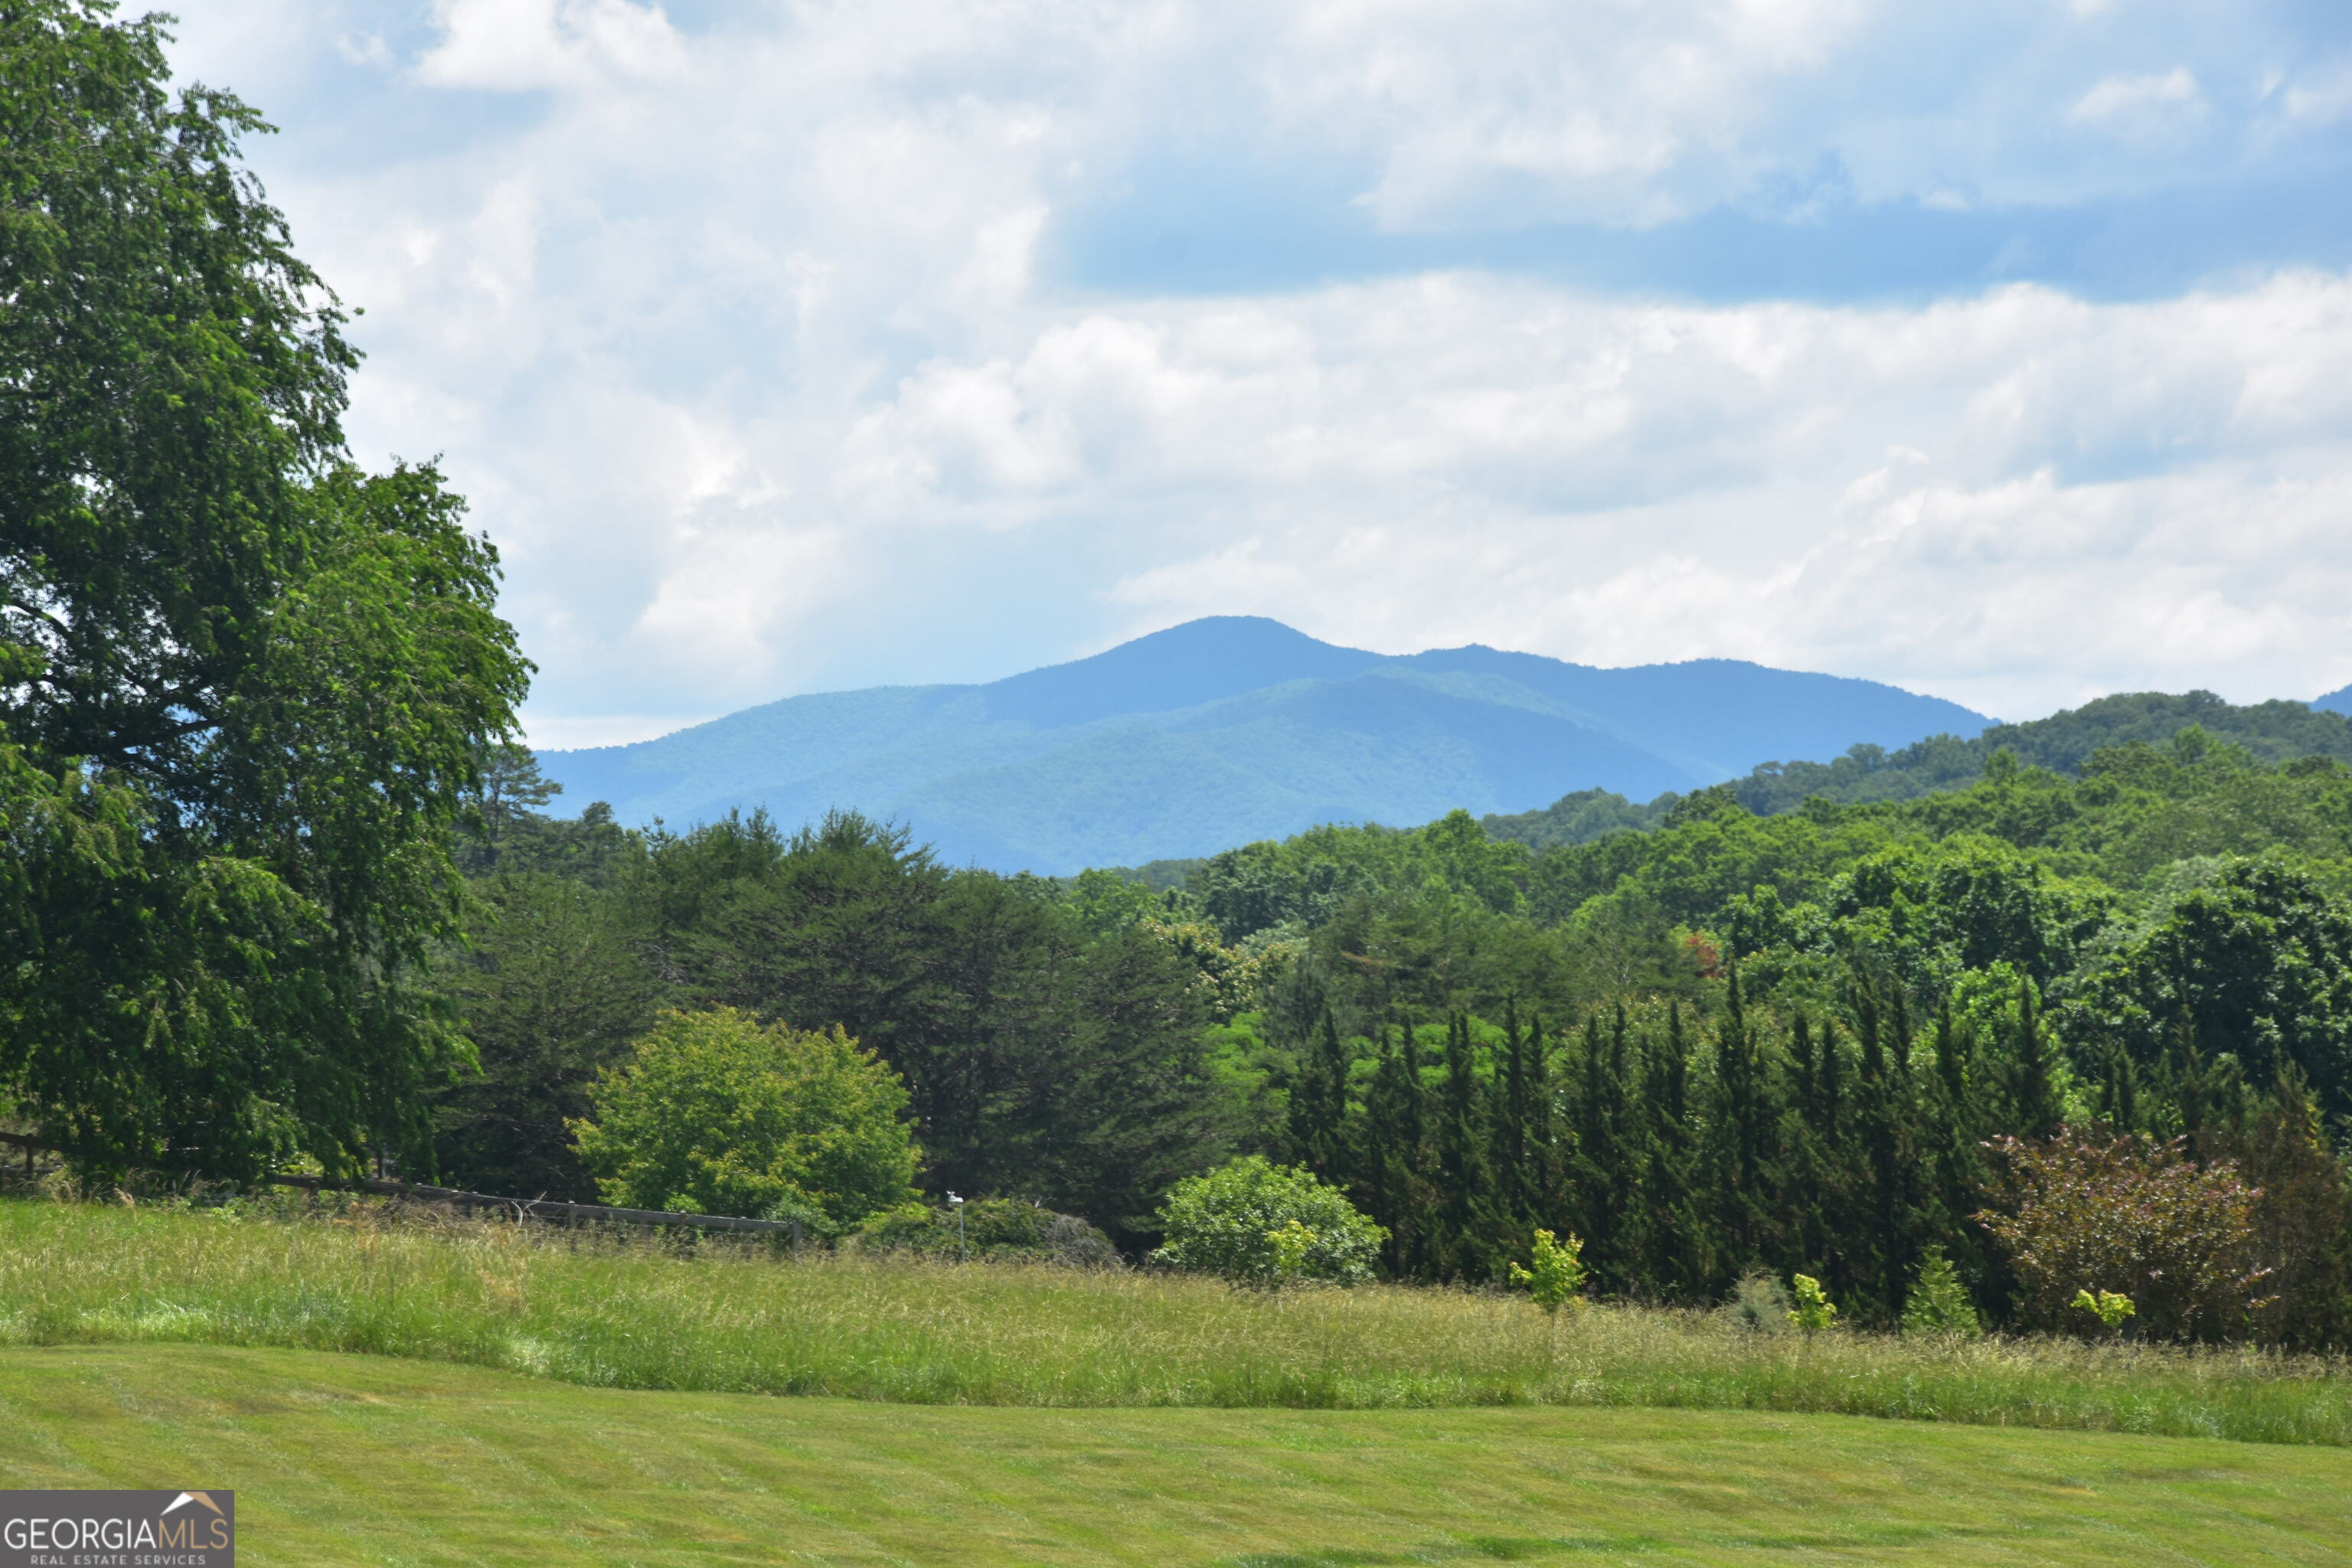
1509;1230;1588;1313
1150;1156;1386;1286
1901;1247;1982;1338
570;1008;920;1231
853;1199;1120;1268
1727;1270;1792;1334
1978;1131;2271;1341
1788;1274;1838;1338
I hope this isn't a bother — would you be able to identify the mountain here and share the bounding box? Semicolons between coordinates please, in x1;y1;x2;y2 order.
2317;684;2352;717
536;617;1990;874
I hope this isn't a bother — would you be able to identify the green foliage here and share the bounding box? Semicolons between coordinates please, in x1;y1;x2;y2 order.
1508;1229;1588;1312
1151;1156;1387;1286
631;810;1237;1238
2061;859;2352;1121
1057;866;1170;937
570;1008;920;1230
432;872;656;1200
1264;1217;1315;1288
2207;1070;2352;1351
2073;1288;2137;1331
1788;1273;1838;1337
456;744;635;884
852;1199;1119;1268
0;5;528;1180
1481;788;1669;852
1193;810;1527;943
1902;1248;1982;1338
1680;693;2352;818
1979;1132;2269;1341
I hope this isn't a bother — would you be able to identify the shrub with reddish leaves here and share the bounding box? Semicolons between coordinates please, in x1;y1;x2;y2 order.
1977;1132;2273;1341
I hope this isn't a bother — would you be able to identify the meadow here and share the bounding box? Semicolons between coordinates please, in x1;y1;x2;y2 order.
2;1197;2347;1446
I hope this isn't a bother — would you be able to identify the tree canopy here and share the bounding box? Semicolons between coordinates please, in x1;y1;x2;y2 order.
0;2;529;1177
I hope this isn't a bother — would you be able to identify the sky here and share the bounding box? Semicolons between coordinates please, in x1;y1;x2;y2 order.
171;0;2352;746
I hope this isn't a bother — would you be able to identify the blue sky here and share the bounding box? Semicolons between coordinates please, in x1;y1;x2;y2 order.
175;0;2352;743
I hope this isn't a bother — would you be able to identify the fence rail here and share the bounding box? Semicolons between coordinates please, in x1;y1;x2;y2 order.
0;1138;789;1239
266;1174;802;1236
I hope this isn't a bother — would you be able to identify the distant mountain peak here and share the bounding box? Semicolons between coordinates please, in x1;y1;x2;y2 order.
537;619;1994;874
979;616;1383;729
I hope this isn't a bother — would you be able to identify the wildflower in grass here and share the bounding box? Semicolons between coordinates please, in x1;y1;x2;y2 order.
1788;1274;1838;1338
1901;1247;1981;1338
1508;1230;1587;1313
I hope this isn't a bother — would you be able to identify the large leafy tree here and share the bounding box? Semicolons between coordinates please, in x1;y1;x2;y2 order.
2062;860;2352;1119
572;1008;922;1230
0;3;528;1176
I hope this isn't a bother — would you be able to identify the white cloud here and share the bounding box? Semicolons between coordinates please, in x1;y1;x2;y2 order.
413;0;688;91
2069;67;2203;127
152;0;2352;742
2281;58;2352;128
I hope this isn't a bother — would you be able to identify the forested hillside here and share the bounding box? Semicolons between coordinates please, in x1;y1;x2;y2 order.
450;714;2352;1344
1488;691;2352;847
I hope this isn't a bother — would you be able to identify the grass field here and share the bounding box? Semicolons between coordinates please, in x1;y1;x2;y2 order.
2;1198;2349;1446
4;1342;2351;1566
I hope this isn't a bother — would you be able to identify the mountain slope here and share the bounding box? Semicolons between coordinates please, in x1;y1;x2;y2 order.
537;617;1989;873
1486;689;2352;851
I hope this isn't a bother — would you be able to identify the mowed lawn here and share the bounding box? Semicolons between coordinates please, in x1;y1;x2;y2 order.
1;1344;2347;1567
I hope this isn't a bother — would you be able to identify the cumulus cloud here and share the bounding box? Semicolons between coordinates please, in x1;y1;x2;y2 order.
159;0;2352;740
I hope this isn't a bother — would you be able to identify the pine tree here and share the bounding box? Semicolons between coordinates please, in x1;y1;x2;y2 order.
2096;1040;2141;1133
1569;1014;1621;1282
1705;968;1781;1284
1363;1020;1431;1278
1434;1011;1505;1280
1287;1007;1353;1179
2166;1004;2211;1140
2006;978;2063;1138
1605;1002;1652;1284
1900;1246;1982;1338
1922;998;1991;1307
1642;1003;1706;1298
1492;1001;1557;1243
1782;1013;1845;1297
1851;982;1922;1318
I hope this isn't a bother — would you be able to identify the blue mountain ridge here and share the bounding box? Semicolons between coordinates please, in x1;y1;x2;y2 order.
536;616;1994;875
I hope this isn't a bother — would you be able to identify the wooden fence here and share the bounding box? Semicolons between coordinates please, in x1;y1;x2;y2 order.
267;1174;803;1238
0;1135;797;1240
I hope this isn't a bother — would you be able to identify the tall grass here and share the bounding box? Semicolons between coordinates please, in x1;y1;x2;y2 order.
2;1197;2347;1445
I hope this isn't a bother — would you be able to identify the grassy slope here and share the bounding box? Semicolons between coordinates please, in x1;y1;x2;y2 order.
4;1203;2350;1445
5;1344;2351;1567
